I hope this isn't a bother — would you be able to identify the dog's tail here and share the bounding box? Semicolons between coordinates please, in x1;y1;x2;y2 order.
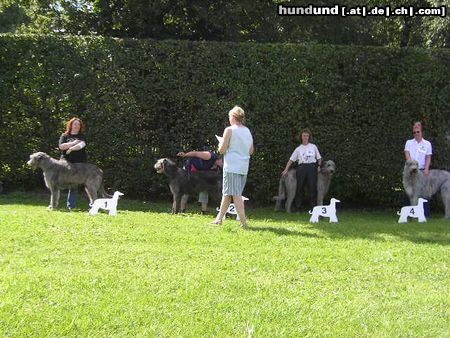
308;210;313;214
397;211;401;216
99;184;113;198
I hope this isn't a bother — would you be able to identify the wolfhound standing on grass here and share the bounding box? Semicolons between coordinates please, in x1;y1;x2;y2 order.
154;158;222;214
274;160;336;213
27;152;111;209
402;160;450;218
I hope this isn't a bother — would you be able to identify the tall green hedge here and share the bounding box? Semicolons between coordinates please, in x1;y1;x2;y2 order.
1;34;449;207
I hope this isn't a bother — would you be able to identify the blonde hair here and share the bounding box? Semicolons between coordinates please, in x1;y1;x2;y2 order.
228;106;246;124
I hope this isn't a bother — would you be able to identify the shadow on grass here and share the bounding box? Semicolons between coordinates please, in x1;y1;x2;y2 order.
0;191;172;214
0;191;50;206
247;207;450;246
313;217;450;246
248;226;322;238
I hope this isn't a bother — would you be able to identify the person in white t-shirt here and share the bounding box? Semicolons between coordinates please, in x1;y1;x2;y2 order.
404;121;433;216
404;121;432;174
282;128;322;211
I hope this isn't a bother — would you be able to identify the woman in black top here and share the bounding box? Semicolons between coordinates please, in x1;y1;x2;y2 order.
58;117;87;209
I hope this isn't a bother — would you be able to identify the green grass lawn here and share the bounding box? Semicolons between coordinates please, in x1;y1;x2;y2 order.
0;192;449;337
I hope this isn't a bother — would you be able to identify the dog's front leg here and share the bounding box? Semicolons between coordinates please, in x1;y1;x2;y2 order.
180;194;189;213
286;180;297;213
410;195;419;206
316;192;324;206
175;194;183;213
285;195;295;213
172;194;178;214
274;197;283;211
48;188;54;209
54;189;60;209
49;186;59;209
444;194;450;219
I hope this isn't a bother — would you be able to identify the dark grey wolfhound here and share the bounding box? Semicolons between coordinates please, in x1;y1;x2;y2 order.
274;160;336;213
154;158;221;214
403;159;450;218
27;152;111;209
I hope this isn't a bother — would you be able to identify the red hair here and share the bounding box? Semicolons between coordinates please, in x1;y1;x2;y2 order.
64;117;85;135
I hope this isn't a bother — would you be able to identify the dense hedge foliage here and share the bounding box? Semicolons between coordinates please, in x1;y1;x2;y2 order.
1;34;449;207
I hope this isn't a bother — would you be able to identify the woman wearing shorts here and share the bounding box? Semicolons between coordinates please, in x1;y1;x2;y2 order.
213;106;254;229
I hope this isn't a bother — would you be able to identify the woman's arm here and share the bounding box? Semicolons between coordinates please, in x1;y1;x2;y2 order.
176;151;212;160
282;160;293;176
249;143;254;156
59;134;84;151
66;141;86;154
59;140;81;151
404;150;411;161
218;128;232;155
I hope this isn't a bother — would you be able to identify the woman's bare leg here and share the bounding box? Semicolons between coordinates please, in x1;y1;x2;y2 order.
212;195;232;224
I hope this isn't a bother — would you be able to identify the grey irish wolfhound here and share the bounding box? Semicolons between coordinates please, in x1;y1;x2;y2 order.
274;160;336;213
27;152;111;209
154;158;221;214
403;159;450;218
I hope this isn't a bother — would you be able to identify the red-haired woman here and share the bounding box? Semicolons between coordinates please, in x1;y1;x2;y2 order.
58;117;87;210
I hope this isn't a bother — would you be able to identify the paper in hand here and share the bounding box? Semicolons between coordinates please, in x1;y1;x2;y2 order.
215;135;223;144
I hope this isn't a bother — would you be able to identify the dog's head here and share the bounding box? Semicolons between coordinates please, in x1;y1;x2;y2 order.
320;160;336;175
404;160;419;176
27;152;50;169
154;158;176;174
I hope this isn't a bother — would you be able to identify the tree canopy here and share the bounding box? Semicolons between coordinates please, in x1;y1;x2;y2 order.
1;0;448;47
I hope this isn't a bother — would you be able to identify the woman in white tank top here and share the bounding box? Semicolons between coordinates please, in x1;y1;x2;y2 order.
213;106;254;229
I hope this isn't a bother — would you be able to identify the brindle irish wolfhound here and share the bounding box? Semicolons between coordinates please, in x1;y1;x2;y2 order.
274;160;336;213
27;152;111;209
403;159;450;218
